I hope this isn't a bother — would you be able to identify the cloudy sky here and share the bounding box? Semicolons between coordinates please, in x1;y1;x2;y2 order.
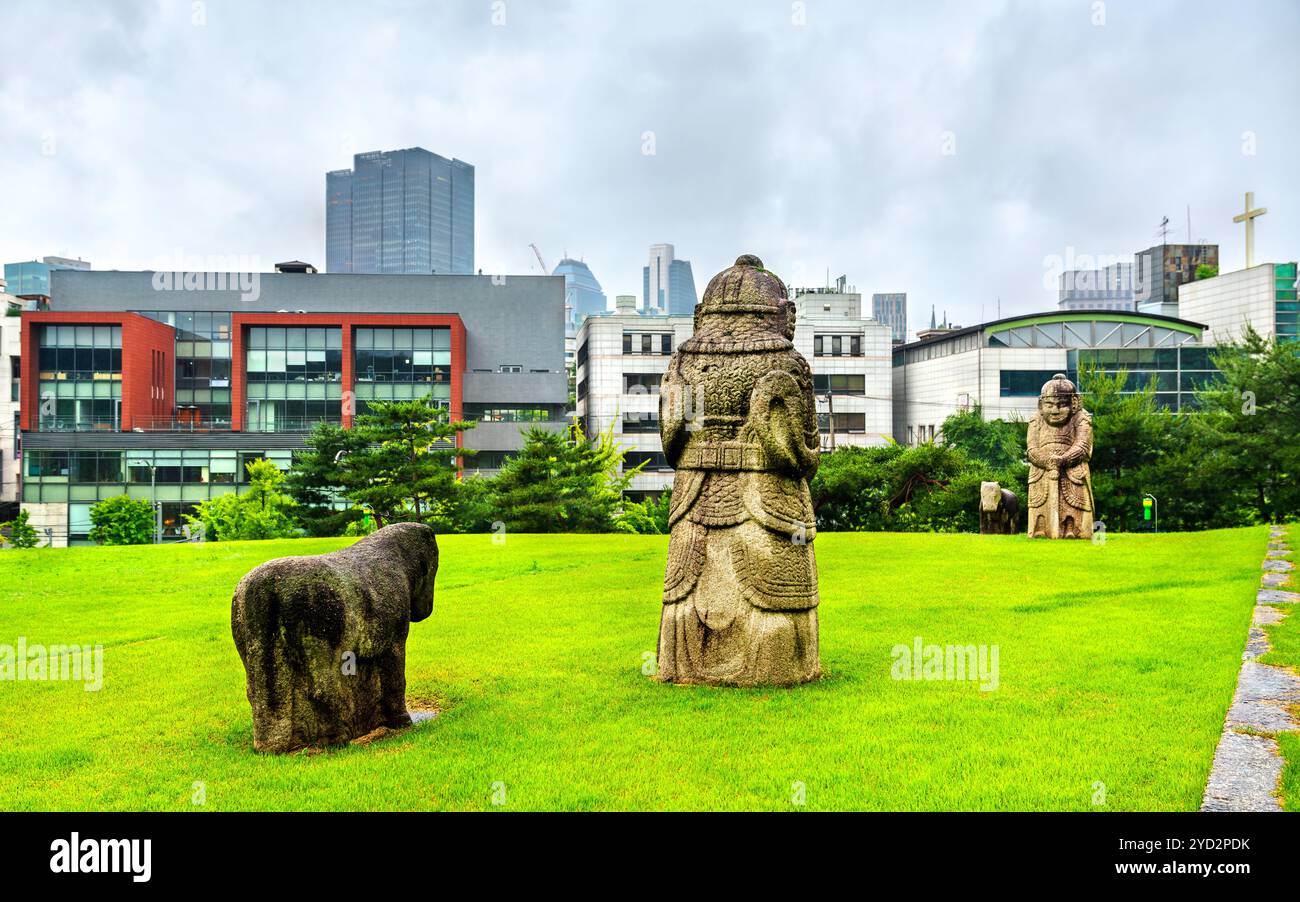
2;0;1296;336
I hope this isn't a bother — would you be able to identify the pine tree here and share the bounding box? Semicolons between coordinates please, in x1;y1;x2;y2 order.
489;422;639;533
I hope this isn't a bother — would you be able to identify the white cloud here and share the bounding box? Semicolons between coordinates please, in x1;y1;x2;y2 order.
1;0;1296;334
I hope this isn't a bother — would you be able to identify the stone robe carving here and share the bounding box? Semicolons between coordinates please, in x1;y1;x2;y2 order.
1026;374;1095;539
656;254;821;686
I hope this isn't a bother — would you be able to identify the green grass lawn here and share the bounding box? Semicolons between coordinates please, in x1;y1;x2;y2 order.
0;527;1271;811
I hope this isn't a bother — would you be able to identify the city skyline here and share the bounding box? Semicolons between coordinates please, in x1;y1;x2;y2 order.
1;0;1297;329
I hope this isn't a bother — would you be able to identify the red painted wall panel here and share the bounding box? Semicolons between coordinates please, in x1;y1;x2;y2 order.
19;311;174;432
230;313;465;434
22;311;464;436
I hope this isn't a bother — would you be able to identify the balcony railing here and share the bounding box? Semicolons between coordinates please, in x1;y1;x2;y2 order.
131;417;234;433
244;417;342;433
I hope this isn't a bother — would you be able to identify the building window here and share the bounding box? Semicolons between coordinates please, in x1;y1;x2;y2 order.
247;326;345;432
1000;370;1065;397
465;450;516;470
814;333;862;357
462;405;552;423
623;373;662;394
351;326;451;418
812;374;866;395
36;324;123;431
818;412;866;434
622;413;660;433
623;332;673;356
625;451;670;470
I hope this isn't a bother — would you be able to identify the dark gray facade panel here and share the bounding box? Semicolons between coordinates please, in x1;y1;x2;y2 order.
462;372;569;405
49;270;567;387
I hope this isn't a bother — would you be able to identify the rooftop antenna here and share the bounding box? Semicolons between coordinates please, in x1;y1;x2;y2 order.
1187;205;1192;244
1157;216;1171;245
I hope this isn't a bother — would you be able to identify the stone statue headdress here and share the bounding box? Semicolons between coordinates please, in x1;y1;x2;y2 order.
682;255;794;353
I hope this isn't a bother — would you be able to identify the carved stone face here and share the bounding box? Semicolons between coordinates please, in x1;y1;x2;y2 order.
780;299;796;340
1039;394;1073;427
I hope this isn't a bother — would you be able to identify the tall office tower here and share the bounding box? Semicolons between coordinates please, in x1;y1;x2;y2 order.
326;147;474;275
642;243;698;315
871;292;908;343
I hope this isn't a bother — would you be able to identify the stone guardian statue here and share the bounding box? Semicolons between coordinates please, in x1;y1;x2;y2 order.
656;254;821;686
979;481;1020;535
1026;373;1095;539
231;522;438;752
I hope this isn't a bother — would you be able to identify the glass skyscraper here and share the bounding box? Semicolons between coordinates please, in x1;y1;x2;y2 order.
552;258;608;326
642;244;698;316
871;292;908;342
326;148;474;275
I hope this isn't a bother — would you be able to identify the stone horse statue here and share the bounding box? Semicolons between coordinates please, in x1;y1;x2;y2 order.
979;481;1020;535
231;522;438;753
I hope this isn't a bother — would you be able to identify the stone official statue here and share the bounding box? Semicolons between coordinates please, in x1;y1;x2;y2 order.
656;254;821;686
1026;373;1095;539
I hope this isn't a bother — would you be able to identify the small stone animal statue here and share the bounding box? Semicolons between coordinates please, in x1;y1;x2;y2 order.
979;481;1020;535
231;522;439;753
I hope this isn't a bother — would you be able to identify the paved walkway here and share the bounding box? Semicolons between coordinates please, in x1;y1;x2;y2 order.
1202;526;1297;811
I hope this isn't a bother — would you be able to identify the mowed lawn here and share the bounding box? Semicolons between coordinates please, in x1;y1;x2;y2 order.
0;527;1270;811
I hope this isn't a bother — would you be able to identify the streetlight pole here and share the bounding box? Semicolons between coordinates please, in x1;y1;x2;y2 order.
132;459;159;544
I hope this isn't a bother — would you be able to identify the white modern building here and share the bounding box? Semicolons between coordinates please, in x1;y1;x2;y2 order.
575;296;692;499
791;288;894;449
1177;261;1298;345
575;290;892;499
892;311;1217;445
0;280;21;519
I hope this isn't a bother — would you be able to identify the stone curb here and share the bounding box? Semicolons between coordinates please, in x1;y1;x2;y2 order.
1201;529;1294;812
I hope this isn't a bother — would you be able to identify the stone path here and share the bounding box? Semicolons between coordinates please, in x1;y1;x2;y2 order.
1202;526;1297;812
